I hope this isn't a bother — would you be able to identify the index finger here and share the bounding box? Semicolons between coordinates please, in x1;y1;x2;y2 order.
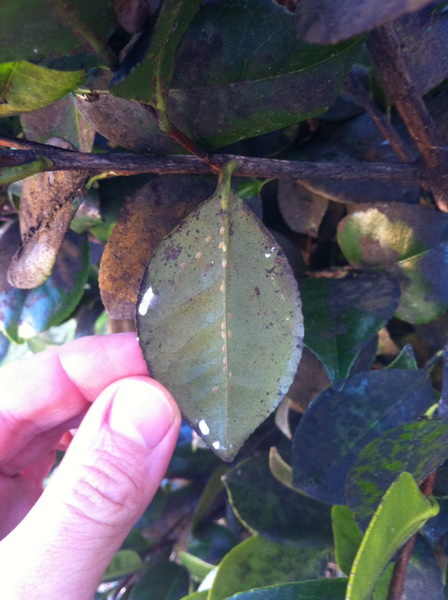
0;333;149;458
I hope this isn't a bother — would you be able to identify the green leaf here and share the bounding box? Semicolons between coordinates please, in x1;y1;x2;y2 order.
268;447;295;491
224;454;333;547
332;506;363;576
0;0;116;67
0;62;85;117
294;0;434;44
209;535;330;600
292;369;434;504
0;223;90;342
346;419;448;529
300;273;399;381
129;558;189;600
191;465;228;532
0;155;53;186
178;551;214;582
136;164;303;461
346;472;439;600
111;0;202;125
387;343;418;370
337;203;448;324
179;592;208;600
103;550;143;581
222;579;348;600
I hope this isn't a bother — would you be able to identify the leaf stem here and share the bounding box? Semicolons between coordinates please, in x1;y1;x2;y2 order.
367;24;448;211
386;471;437;600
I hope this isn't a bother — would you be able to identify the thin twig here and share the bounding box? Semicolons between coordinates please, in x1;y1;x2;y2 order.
346;72;414;163
0;139;436;185
386;471;437;600
367;24;448;211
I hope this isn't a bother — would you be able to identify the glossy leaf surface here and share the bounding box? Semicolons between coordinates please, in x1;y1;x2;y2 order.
347;472;439;600
294;0;435;44
0;223;89;342
137;166;303;461
300;273;400;381
338;203;448;324
346;419;448;528
223;454;332;547
0;62;85;117
292;369;434;504
224;579;348;600
209;535;329;600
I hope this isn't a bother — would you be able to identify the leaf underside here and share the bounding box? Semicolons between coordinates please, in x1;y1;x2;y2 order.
136;169;303;461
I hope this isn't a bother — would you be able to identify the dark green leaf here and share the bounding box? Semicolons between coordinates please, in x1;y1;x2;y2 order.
0;223;90;342
387;343;418;370
21;94;95;151
346;473;439;600
292;369;434;504
137;164;303;461
0;0;116;67
346;419;448;528
337;203;448;324
224;454;333;547
111;0;202;123
209;535;330;600
130;558;189;600
191;465;228;532
300;273;400;381
103;550;143;581
294;0;435;44
0;62;85;117
166;0;363;148
223;579;348;600
332;505;363;576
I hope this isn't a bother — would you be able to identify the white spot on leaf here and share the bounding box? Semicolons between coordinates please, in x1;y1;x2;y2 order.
198;419;210;435
138;286;157;315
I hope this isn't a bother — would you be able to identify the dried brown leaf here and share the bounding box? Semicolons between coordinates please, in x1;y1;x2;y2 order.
99;175;215;319
7;138;89;289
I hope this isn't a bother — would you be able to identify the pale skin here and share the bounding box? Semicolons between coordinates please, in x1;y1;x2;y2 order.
0;332;181;599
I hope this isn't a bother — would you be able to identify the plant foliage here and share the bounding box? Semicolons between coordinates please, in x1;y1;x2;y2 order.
2;0;448;598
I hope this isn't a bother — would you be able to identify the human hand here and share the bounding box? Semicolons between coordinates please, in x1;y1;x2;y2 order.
0;332;181;599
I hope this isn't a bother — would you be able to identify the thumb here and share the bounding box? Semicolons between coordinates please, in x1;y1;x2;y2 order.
0;376;181;600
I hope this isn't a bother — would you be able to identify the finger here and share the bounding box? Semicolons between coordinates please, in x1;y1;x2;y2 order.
0;376;181;599
0;333;149;463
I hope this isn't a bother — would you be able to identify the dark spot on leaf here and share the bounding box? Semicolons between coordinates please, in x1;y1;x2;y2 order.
164;244;182;261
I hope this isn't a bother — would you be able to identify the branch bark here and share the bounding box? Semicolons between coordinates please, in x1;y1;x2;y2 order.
0;136;435;186
367;23;448;211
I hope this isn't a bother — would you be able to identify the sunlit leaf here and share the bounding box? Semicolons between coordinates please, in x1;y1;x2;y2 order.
300;273;399;381
294;0;435;44
346;472;439;600
224;454;332;547
292;369;434;504
346;419;448;529
337;203;448;324
178;552;214;582
332;505;363;576
137;163;303;461
209;535;329;600
0;62;85;117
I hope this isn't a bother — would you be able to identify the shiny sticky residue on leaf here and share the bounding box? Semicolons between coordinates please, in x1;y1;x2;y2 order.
136;163;303;461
